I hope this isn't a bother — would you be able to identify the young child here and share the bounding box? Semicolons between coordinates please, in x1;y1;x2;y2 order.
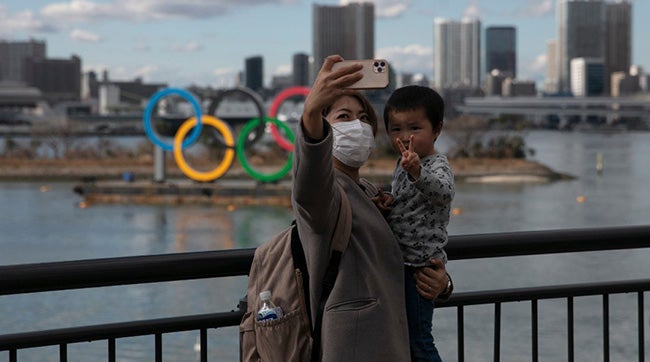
378;85;455;362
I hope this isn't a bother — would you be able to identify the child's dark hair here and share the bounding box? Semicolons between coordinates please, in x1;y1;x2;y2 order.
383;85;444;132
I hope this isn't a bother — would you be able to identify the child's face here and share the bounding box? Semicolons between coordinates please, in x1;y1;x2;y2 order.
387;108;440;158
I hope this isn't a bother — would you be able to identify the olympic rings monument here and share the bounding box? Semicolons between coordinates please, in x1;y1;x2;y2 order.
77;86;312;206
143;86;308;184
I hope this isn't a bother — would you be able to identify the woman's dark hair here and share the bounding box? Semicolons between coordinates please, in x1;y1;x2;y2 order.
383;85;444;133
322;90;378;135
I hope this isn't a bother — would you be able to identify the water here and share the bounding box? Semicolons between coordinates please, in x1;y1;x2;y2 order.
1;130;649;361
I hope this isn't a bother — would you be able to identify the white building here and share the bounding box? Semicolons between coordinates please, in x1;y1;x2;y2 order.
434;18;481;89
571;58;605;97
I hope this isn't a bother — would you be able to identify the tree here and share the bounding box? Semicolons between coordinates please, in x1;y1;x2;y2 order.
444;115;489;158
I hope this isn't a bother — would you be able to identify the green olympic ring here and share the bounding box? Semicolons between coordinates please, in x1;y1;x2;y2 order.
236;117;295;183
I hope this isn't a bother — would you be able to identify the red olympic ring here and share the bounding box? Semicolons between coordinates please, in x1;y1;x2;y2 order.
268;86;310;152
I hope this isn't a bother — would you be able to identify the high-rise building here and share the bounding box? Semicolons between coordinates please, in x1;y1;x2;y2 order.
503;78;537;97
244;55;264;92
312;3;374;75
611;70;640;97
22;55;81;103
434;18;460;89
604;1;632;93
485;26;516;78
557;0;605;93
434;18;481;89
545;39;559;94
461;18;481;87
570;57;605;97
486;69;507;96
292;53;310;86
0;39;46;82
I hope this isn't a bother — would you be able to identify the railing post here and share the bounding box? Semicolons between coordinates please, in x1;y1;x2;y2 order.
457;306;464;362
59;343;67;362
567;297;574;362
603;294;609;362
494;302;501;362
239;295;247;362
639;292;645;362
531;299;538;362
155;333;162;362
200;328;207;362
108;338;116;362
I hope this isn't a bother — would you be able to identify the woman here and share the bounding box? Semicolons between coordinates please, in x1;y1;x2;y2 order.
292;54;452;361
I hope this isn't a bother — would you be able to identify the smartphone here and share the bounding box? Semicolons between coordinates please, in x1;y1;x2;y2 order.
332;59;389;89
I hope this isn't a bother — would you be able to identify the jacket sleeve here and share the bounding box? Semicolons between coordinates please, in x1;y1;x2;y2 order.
412;155;455;206
291;119;341;236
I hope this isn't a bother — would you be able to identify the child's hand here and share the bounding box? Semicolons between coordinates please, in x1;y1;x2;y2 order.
397;135;421;181
371;187;393;215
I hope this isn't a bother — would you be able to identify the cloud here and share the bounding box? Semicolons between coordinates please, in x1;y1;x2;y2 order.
463;1;483;19
133;43;152;52
106;64;160;82
520;53;547;82
132;64;160;80
213;67;239;87
41;0;299;23
339;0;411;18
522;0;554;17
69;28;102;43
273;64;292;76
214;67;236;77
529;54;547;73
376;44;433;76
0;5;58;35
171;41;202;53
41;0;122;22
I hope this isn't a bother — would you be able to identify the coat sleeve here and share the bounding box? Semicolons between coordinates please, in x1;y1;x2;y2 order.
291;119;341;236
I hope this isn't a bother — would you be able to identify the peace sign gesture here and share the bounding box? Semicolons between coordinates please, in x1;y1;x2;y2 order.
397;135;421;181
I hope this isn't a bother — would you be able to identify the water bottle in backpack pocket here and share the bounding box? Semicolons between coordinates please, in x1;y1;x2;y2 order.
256;290;284;321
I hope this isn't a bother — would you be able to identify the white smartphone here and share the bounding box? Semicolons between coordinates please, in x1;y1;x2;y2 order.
331;59;389;89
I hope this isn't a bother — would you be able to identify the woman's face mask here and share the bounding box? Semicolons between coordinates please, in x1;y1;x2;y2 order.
331;119;375;168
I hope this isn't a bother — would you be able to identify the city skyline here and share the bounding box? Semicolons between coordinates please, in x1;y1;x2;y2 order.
0;0;648;88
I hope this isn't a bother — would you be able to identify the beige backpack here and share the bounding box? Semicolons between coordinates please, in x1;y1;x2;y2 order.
239;185;351;362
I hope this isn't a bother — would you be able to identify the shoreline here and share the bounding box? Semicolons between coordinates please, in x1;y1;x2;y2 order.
2;157;574;205
0;157;574;183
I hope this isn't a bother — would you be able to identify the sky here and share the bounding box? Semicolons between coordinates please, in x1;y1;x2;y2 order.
0;0;648;89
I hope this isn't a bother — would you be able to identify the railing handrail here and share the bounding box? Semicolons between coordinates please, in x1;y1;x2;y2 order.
0;311;242;350
446;224;650;259
2;277;649;351
1;225;648;296
1;225;649;360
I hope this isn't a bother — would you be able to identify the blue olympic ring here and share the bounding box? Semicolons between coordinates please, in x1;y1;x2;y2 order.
143;88;203;151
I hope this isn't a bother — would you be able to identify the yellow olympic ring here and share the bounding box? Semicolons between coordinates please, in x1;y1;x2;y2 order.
173;115;236;182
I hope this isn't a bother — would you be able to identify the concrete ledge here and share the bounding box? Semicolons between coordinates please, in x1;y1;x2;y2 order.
73;179;293;206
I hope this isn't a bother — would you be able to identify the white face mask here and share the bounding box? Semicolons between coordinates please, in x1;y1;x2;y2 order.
331;119;375;168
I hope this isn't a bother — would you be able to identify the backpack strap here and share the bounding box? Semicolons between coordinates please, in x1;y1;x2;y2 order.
290;222;312;329
311;183;351;361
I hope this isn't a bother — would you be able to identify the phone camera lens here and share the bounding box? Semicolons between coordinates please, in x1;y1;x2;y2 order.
380;61;386;67
377;67;384;72
374;61;379;67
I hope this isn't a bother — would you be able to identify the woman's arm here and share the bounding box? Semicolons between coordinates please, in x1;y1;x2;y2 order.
292;55;363;234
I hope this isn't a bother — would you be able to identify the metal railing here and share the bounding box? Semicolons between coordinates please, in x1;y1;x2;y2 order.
0;225;649;361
